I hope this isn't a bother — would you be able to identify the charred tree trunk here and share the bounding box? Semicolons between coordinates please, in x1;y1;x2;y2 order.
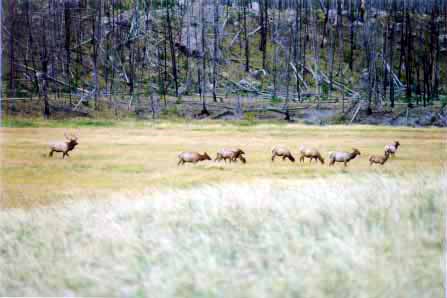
40;18;50;118
259;0;268;70
8;1;16;97
166;5;179;97
243;0;250;72
200;1;209;116
212;0;219;103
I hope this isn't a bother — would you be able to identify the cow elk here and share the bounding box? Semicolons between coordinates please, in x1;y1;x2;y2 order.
328;148;361;167
215;148;246;164
271;145;295;162
49;133;79;159
299;146;325;164
384;141;400;157
178;152;211;165
369;151;390;166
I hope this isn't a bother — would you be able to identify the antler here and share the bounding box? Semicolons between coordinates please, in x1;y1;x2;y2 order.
65;132;78;141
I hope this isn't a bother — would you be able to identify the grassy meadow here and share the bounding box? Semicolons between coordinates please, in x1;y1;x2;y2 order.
0;119;445;296
1;120;445;208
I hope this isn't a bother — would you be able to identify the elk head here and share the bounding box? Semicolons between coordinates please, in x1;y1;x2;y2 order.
65;132;79;149
352;148;361;156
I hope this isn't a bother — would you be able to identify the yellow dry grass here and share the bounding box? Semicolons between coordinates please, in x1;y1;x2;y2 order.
1;122;445;208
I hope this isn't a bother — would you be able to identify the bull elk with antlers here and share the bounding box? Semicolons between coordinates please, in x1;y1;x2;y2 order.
49;133;79;159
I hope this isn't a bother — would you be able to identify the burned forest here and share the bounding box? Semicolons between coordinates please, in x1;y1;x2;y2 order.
2;0;447;126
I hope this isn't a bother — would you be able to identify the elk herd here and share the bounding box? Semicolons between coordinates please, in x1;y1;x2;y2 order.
178;141;401;167
47;133;400;167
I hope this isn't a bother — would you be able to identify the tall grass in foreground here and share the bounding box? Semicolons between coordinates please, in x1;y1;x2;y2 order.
0;174;445;297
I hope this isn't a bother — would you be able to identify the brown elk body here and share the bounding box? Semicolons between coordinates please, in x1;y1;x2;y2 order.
299;146;325;164
328;148;361;167
271;146;295;162
369;151;390;166
49;133;78;159
384;141;400;157
178;152;211;165
215;148;246;164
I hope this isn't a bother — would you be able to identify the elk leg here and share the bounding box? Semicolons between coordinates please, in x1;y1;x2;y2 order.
271;155;275;162
49;150;54;157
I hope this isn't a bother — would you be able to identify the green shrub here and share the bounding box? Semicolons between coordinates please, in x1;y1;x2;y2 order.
332;114;348;124
161;105;180;118
243;112;256;122
439;95;447;108
80;120;114;127
270;96;282;105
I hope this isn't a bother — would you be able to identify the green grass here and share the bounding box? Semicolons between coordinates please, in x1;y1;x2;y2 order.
1;119;38;128
71;119;116;127
1;117;117;128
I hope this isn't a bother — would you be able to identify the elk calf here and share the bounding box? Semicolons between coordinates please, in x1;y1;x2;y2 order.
49;133;78;159
271;145;295;162
178;152;211;165
299;146;325;164
384;141;400;157
328;148;361;167
369;151;390;166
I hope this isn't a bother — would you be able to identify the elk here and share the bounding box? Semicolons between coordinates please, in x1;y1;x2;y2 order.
328;148;361;167
271;145;295;162
48;133;79;159
178;152;211;165
215;148;246;164
384;141;400;157
299;146;325;164
369;151;390;166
